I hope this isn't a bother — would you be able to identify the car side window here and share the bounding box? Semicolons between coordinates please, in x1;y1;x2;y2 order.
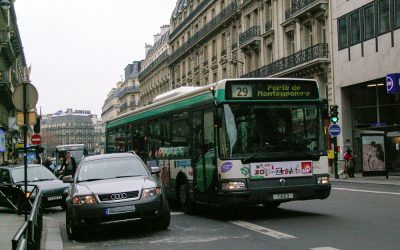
0;169;11;183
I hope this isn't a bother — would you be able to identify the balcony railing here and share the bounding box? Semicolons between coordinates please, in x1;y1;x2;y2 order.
169;0;211;39
118;85;139;99
239;26;260;46
241;43;328;78
285;0;320;20
139;51;168;80
169;1;238;64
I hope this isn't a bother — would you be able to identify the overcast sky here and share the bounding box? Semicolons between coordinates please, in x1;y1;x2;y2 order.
14;0;177;117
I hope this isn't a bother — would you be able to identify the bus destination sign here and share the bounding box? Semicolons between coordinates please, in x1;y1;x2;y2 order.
227;80;318;100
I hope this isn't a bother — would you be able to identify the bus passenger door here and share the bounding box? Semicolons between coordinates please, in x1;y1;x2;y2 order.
191;111;204;192
203;109;215;192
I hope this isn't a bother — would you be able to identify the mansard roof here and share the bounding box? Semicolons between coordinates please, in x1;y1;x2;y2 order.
171;0;189;19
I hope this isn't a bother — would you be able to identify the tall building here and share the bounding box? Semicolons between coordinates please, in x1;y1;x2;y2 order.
0;1;30;165
118;61;141;114
41;109;96;157
101;86;121;123
139;25;170;106
332;0;400;174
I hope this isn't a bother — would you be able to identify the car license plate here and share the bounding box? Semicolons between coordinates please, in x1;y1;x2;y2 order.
272;193;294;200
47;195;62;201
105;205;136;215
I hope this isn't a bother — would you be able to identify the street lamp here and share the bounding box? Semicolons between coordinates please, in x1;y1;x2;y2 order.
0;0;10;10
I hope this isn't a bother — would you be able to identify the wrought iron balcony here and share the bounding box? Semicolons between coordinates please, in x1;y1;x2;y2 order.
139;51;168;80
118;85;139;99
285;0;326;20
119;102;128;113
241;43;328;78
169;1;238;64
239;26;260;47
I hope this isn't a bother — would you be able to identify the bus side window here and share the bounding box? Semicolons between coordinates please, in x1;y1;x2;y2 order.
203;109;214;154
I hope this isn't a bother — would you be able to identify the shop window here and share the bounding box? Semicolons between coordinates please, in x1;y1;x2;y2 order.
350;11;361;45
338;17;348;49
378;0;390;34
364;4;375;40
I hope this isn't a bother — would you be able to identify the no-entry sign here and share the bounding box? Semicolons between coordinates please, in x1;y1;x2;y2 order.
31;134;42;145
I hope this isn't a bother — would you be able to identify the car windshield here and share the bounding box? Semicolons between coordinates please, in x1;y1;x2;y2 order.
219;103;325;159
11;166;57;183
77;156;149;182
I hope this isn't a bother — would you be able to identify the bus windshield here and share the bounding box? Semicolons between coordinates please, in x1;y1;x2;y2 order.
56;144;87;165
219;103;324;160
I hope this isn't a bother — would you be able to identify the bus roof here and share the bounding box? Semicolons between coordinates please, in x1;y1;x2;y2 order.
56;144;85;150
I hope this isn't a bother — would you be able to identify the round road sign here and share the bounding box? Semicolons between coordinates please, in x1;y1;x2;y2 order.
31;134;42;145
328;124;341;137
12;83;39;111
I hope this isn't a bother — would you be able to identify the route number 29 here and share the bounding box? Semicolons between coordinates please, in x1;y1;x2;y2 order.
232;84;252;98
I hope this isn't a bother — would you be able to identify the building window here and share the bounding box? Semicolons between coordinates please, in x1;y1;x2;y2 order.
212;39;217;60
285;31;295;55
266;43;273;64
378;0;390;34
338;17;348;50
364;4;375;40
395;0;400;28
304;22;313;48
350;11;361;45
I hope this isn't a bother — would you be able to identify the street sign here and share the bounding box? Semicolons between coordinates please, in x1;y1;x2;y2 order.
31;134;42;145
12;83;39;111
329;124;341;137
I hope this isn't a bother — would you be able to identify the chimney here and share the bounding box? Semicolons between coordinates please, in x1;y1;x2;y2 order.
154;33;161;43
160;25;170;35
145;43;152;57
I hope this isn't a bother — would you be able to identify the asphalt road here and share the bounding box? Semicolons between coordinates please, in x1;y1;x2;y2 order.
44;182;400;250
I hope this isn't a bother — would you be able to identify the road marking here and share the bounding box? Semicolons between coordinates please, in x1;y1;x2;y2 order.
333;187;400;195
311;247;341;250
228;220;297;239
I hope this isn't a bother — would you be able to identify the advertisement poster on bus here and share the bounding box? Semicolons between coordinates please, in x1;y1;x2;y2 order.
250;161;313;179
361;134;386;176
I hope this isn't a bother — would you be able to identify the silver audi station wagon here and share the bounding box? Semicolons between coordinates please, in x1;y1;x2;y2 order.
63;152;170;240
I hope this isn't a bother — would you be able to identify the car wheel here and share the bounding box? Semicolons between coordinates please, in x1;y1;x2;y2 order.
155;201;171;230
262;202;281;209
66;213;83;241
177;180;196;214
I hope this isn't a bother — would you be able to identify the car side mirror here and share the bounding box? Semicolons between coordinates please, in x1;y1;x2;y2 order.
150;166;161;174
62;175;73;183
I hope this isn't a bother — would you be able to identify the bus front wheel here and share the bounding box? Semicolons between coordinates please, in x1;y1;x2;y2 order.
177;180;195;214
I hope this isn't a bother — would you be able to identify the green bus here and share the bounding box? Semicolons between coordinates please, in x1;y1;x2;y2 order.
105;78;331;212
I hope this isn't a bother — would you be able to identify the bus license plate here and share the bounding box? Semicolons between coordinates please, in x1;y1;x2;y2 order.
273;193;293;200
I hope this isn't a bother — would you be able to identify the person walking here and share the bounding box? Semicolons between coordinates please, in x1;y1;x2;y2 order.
60;152;77;177
344;148;355;178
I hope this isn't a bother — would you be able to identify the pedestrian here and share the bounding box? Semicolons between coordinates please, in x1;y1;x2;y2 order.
43;157;55;173
344;148;355;178
60;152;77;178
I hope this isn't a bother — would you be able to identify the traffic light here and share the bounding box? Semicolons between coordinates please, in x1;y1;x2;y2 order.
330;105;339;123
33;117;41;133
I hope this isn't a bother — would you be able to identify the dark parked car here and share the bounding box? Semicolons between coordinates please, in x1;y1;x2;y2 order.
0;164;69;210
63;152;170;240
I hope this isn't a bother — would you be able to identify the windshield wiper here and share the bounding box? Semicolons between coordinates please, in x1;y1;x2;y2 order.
114;175;142;179
243;142;273;163
78;178;103;182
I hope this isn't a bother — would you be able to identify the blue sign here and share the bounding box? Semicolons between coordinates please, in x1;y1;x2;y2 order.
329;124;341;137
386;73;400;94
0;129;6;152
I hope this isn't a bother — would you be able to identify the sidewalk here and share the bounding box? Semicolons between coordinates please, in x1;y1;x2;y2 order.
0;208;63;250
329;172;400;186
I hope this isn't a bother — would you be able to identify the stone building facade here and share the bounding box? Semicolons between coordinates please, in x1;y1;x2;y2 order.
41;109;96;157
101;86;121;123
139;25;170;106
118;61;141;114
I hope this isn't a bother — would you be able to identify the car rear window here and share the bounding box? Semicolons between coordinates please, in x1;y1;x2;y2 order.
77;156;149;182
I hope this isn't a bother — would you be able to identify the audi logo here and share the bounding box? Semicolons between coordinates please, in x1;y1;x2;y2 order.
111;193;128;200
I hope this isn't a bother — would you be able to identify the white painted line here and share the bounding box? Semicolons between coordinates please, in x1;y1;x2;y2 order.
310;247;341;250
228;220;297;239
333;187;400;195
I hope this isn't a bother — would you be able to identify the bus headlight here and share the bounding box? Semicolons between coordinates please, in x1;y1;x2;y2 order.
221;181;246;191
317;176;329;184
